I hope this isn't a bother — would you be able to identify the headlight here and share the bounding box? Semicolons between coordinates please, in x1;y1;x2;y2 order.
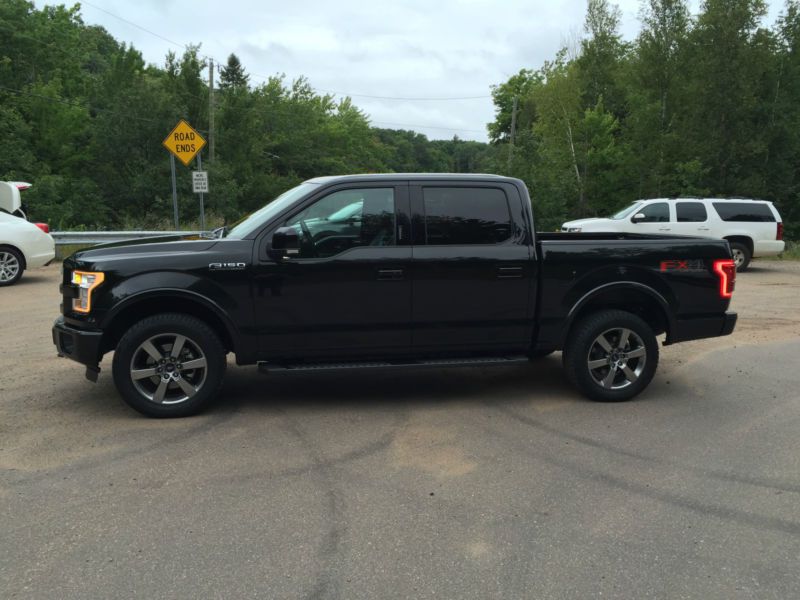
568;227;582;232
71;271;105;313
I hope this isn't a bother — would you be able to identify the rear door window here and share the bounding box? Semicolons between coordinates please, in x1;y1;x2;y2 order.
676;202;708;222
422;187;512;245
712;202;775;222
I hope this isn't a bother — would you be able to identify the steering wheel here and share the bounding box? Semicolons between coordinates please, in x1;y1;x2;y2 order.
298;219;317;258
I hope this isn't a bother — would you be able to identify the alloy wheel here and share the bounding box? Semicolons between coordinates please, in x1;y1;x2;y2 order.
0;251;20;283
129;333;208;404
586;327;647;390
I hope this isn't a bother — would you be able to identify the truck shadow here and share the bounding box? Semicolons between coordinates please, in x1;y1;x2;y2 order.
214;355;580;415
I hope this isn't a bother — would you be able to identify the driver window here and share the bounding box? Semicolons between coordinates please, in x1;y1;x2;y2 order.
636;202;670;223
285;188;395;259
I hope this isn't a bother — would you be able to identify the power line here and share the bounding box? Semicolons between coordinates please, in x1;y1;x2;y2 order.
78;3;492;104
80;0;187;51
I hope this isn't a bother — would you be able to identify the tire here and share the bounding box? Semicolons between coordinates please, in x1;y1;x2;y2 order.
0;246;24;286
111;313;226;418
563;309;659;402
729;242;751;272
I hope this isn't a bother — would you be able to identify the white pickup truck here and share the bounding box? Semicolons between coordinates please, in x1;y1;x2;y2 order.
562;198;785;271
0;182;55;286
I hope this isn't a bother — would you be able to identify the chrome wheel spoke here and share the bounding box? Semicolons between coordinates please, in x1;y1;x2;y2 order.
152;379;169;403
622;365;638;383
627;347;646;359
140;340;163;362
601;366;618;388
175;377;197;398
181;357;207;370
588;358;608;370
171;335;187;357
595;334;613;353
618;328;631;349
132;367;158;380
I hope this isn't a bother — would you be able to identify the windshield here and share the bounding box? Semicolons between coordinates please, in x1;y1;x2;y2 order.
226;182;319;239
610;202;643;220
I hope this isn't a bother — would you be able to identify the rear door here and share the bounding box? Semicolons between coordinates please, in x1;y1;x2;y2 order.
409;181;534;353
672;201;710;236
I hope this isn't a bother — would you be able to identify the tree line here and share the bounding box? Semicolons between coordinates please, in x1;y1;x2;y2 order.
1;0;799;240
0;0;491;229
492;0;800;238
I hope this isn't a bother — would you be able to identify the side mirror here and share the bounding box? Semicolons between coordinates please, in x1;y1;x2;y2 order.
270;226;300;258
631;213;646;223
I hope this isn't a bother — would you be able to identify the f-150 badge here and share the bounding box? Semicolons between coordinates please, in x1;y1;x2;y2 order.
209;262;246;270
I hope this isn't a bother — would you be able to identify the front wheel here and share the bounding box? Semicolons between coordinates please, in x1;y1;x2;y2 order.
112;313;226;417
563;310;659;402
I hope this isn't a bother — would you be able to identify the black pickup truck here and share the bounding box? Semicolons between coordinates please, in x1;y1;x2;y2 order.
53;174;737;417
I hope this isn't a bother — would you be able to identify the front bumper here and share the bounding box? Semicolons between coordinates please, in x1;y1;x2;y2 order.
666;311;737;345
52;316;103;376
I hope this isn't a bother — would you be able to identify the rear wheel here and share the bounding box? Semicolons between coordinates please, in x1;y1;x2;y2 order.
729;242;751;272
563;310;658;402
112;313;226;417
0;246;24;286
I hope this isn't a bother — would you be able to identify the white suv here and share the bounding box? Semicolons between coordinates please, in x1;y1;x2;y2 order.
562;198;785;271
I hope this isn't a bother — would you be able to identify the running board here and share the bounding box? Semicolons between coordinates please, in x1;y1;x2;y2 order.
258;355;529;374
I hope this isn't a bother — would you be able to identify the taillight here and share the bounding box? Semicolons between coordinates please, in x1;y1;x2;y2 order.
713;259;736;299
777;222;783;241
35;222;49;234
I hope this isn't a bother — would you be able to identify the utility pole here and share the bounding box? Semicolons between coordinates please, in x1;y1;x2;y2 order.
507;96;518;174
208;59;215;163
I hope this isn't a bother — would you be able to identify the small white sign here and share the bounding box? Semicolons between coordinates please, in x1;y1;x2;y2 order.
192;170;209;194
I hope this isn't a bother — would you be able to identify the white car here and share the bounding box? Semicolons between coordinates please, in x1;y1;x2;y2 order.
562;198;785;271
0;182;55;286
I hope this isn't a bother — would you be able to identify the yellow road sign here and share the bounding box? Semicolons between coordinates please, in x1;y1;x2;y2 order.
162;119;206;167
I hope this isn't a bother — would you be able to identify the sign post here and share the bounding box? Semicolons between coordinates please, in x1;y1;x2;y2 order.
193;154;208;231
169;154;179;229
163;120;207;229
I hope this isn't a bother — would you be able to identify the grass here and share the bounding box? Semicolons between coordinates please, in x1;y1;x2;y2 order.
761;241;800;261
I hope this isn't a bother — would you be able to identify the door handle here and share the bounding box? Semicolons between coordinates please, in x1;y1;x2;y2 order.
698;227;711;231
377;268;404;281
658;227;671;231
497;266;524;279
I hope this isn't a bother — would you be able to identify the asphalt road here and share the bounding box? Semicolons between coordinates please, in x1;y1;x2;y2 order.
2;262;800;599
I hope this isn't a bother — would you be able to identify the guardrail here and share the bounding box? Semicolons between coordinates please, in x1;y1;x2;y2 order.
51;231;204;259
51;231;202;246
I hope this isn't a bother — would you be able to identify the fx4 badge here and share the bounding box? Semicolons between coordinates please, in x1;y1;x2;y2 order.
660;259;705;272
209;262;246;270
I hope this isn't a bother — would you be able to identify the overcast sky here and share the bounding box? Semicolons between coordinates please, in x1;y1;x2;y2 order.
36;0;786;142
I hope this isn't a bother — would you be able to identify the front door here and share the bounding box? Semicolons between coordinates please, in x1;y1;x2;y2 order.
253;184;412;360
630;201;673;234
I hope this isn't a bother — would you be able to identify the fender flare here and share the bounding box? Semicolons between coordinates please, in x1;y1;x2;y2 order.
561;281;676;346
101;288;242;349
